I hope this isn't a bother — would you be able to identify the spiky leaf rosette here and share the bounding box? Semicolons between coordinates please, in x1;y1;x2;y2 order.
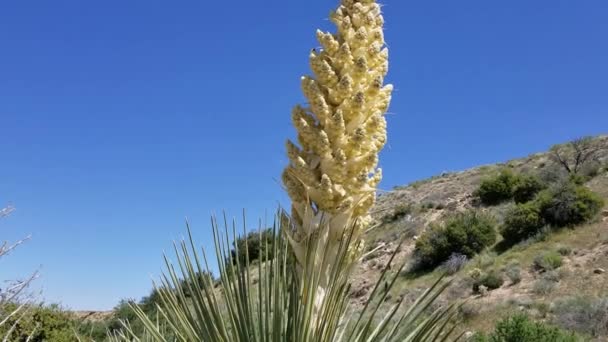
283;0;391;273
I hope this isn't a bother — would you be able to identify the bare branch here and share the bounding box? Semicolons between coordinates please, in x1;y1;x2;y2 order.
549;136;604;175
0;235;31;258
0;206;14;219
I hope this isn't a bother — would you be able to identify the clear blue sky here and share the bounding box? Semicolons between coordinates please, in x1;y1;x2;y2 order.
1;1;607;310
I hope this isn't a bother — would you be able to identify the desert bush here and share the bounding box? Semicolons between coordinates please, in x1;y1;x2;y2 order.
538;164;569;185
474;252;498;270
580;161;602;179
475;169;520;205
536;182;604;227
556;245;572;256
0;303;77;341
542;270;562;283
505;263;522;285
78;319;109;341
473;270;504;293
421;202;436;211
441;253;468;275
468;268;483;280
413;211;497;270
472;314;578;342
513;174;546;204
459;302;481;321
532;278;557;295
551;297;608;338
500;202;546;246
533;251;563;272
229;228;275;266
446;277;474;301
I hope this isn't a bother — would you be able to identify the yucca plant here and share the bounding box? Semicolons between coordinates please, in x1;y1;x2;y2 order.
116;1;460;341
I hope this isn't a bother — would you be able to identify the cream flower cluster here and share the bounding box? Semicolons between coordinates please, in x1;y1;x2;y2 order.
283;0;392;265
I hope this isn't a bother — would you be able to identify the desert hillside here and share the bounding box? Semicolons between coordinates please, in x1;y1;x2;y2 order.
348;135;608;339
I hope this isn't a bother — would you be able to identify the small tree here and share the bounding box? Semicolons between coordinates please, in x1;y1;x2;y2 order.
1;205;38;301
549;136;604;176
0;204;39;340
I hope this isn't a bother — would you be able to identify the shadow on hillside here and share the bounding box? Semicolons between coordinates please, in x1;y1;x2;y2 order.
493;240;515;255
399;265;437;280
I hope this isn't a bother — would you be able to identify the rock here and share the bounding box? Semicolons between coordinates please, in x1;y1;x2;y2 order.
602;209;608;217
593;268;605;274
350;286;369;298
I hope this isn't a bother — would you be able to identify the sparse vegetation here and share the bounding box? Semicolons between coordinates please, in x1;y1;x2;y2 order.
532;277;557;295
384;203;412;222
551;296;608;338
413;211;497;270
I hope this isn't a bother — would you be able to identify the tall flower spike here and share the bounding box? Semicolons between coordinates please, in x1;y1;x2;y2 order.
283;0;392;285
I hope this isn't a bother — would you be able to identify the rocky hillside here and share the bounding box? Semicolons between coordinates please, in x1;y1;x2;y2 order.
350;135;608;339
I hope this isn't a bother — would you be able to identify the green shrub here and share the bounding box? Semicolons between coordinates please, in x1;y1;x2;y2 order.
500;202;546;246
473;270;504;293
475;169;520;205
413;211;497;270
536;182;604;227
568;173;588;186
0;303;77;341
229;228;275;265
513;175;546;204
533;251;563;271
502;182;604;246
472;314;578;342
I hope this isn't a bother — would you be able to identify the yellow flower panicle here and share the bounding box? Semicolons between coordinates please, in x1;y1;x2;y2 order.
283;0;392;265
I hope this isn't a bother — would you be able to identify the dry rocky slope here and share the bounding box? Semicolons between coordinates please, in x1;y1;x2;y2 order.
349;135;608;338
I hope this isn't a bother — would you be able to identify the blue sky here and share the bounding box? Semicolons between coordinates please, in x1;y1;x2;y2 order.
0;0;606;310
